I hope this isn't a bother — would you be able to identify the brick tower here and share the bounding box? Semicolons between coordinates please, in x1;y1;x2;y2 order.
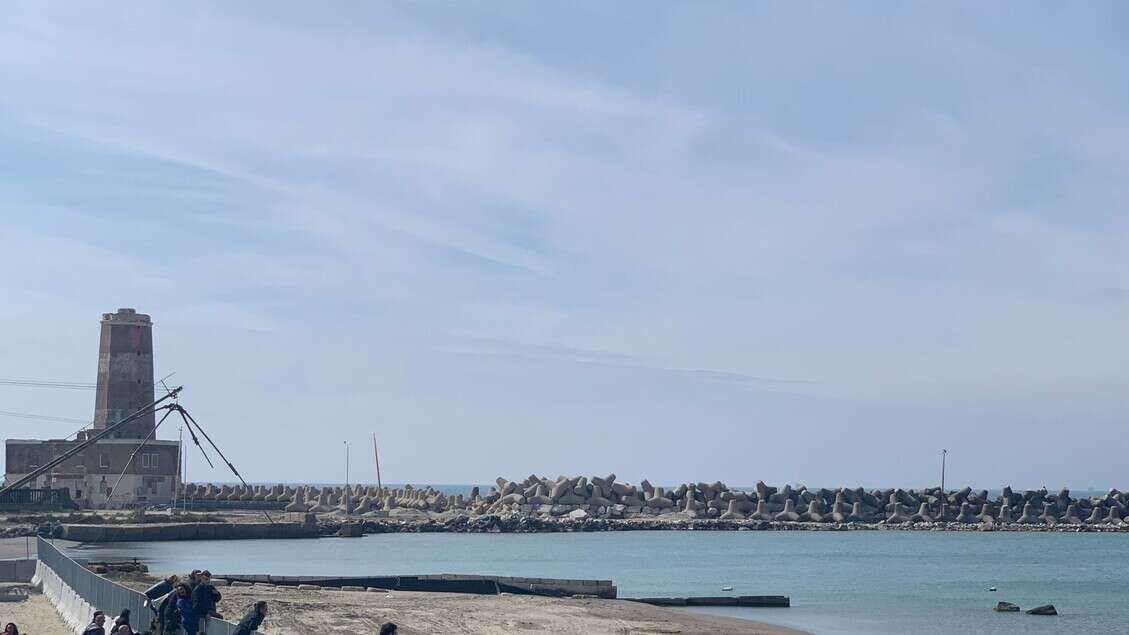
92;308;156;439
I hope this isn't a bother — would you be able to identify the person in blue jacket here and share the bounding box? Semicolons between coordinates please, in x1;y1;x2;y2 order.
174;583;198;635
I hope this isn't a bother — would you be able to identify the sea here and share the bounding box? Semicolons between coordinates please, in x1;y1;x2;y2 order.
66;529;1129;634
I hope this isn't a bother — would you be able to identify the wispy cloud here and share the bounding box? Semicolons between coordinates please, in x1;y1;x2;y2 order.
443;336;813;386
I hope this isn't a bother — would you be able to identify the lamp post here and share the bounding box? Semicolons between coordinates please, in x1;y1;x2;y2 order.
344;440;350;518
940;449;948;521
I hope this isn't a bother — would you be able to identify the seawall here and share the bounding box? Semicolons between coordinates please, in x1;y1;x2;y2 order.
214;572;617;598
60;521;318;542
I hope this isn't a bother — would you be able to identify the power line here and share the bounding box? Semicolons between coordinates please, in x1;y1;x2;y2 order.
0;379;97;390
0;378;168;393
0;409;92;425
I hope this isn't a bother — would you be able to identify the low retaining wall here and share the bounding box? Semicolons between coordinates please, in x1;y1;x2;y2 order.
215;572;617;598
628;595;790;607
0;558;36;582
61;522;319;542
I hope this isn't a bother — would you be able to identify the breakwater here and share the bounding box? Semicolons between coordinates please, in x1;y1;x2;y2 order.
183;477;1129;531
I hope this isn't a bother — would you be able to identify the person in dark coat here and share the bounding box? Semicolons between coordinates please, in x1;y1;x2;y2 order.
232;601;268;635
3;623;19;635
191;571;223;621
379;623;398;635
159;583;185;635
113;609;131;630
175;583;198;635
83;611;107;635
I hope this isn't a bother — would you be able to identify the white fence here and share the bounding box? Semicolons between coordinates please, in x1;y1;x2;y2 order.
35;537;238;635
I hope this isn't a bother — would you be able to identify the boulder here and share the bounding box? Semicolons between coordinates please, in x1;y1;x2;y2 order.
994;601;1020;612
1026;605;1057;616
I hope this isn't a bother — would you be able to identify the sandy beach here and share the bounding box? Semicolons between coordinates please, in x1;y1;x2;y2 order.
0;586;72;635
101;567;802;635
208;584;804;635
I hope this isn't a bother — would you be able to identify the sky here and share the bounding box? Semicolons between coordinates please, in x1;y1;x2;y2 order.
0;2;1126;490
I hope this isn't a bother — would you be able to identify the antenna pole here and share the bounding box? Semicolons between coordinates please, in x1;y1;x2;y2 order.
344;441;350;517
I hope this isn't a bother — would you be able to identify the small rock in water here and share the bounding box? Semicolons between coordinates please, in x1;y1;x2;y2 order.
1026;604;1057;616
994;601;1019;612
988;586;997;592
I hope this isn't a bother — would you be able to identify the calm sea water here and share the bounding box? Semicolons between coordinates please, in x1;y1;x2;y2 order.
67;530;1129;634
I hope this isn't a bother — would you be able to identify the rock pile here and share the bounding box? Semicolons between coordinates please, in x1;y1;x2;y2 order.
181;480;1129;528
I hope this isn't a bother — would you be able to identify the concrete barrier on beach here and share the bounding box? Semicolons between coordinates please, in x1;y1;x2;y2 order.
177;480;1129;531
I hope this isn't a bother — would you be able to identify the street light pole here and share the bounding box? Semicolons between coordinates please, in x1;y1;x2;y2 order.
344;440;350;518
940;449;948;521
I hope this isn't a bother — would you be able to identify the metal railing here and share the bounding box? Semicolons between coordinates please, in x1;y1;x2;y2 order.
0;488;77;508
37;537;238;635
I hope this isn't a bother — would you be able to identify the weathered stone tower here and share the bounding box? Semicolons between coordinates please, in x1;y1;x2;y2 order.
92;308;156;439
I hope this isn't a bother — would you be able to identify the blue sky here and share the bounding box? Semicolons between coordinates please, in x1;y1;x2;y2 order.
1;3;1126;489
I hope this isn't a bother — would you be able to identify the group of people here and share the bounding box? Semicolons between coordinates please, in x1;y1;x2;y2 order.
80;609;143;635
75;569;269;635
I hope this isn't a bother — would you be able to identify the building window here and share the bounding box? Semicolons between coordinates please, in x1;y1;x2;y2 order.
142;454;150;468
151;453;159;469
99;453;109;468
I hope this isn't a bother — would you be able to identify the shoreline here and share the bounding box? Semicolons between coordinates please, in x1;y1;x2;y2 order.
105;568;808;635
11;512;1129;545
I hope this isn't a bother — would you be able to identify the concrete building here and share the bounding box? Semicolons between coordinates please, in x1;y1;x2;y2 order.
3;308;180;507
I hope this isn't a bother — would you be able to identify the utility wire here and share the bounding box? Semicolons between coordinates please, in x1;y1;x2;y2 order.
0;372;177;392
0;409;92;425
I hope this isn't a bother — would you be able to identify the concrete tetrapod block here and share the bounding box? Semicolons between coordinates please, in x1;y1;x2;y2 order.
1085;506;1106;525
909;503;934;524
1105;507;1124;527
977;504;996;525
1015;503;1040;524
1039;503;1059;526
885;502;911;524
749;500;773;521
1062;504;1084;524
994;601;1020;612
997;505;1012;524
774;499;800;522
801;498;825;523
955;502;977;524
720;499;745;520
848;502;872;523
829;501;849;523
